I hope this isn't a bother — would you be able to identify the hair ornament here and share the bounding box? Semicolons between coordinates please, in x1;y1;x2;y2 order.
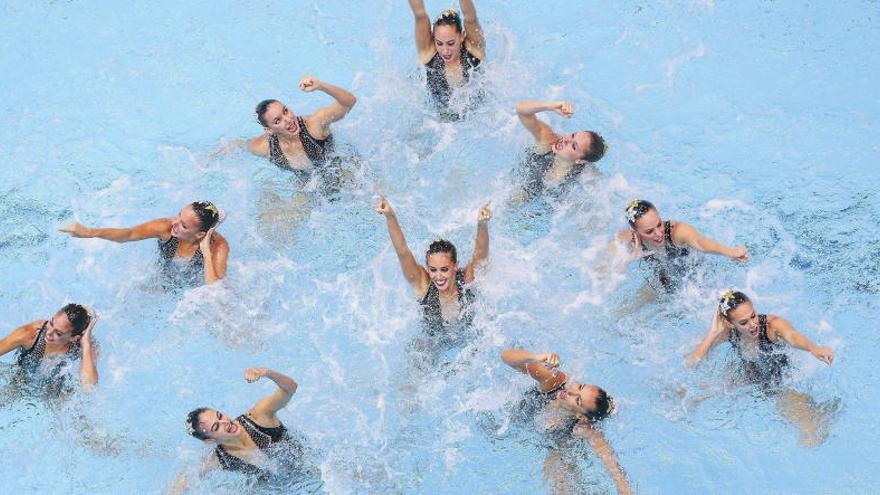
607;396;619;416
185;420;197;436
624;199;641;223
719;289;738;315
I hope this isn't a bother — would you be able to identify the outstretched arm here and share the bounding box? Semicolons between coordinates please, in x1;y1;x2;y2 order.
500;348;566;392
247;368;299;425
0;321;39;358
408;0;435;62
515;100;570;146
770;317;835;365
460;0;485;58
464;203;491;282
59;218;171;243
376;197;429;295
302;76;358;135
79;312;99;389
673;222;749;262
686;309;731;368
574;424;631;495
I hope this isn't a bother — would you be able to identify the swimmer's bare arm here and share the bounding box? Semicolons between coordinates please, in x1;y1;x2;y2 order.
464;203;491;283
376;198;430;295
573;423;631;495
59;218;172;243
515;100;572;147
672;222;749;263
460;0;485;59
0;321;40;358
246;134;270;158
247;368;299;426
408;0;436;63
303;77;357;137
169;453;220;495
501;348;566;391
199;229;228;284
686;309;732;368
768;317;835;365
79;312;98;389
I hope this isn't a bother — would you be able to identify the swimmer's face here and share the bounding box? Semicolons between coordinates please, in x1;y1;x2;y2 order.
727;302;760;338
552;131;594;163
434;25;464;63
196;408;240;442
556;380;601;416
633;209;665;246
426;252;458;293
43;311;77;345
171;206;207;241
262;101;300;137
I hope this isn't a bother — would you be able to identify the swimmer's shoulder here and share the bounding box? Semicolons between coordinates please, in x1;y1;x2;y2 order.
247;135;269;157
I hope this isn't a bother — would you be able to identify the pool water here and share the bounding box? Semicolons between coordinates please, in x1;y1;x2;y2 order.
1;1;878;493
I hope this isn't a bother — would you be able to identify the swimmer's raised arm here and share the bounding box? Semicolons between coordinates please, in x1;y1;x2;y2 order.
464;202;491;281
768;317;835;365
515;100;571;146
460;0;485;57
79;312;99;389
501;348;566;392
408;0;435;62
671;222;749;263
59;218;171;243
686;309;731;368
199;227;228;284
246;368;298;425
0;321;40;358
304;77;357;134
573;423;631;495
376;197;429;294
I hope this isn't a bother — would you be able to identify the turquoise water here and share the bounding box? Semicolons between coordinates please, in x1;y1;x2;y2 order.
1;1;878;493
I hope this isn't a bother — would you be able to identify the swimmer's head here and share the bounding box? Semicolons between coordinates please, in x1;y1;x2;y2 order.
433;9;465;63
719;290;760;337
552;131;607;164
44;304;90;345
186;407;241;443
171;202;222;241
626;200;666;246
425;239;459;292
256;100;301;137
556;380;617;423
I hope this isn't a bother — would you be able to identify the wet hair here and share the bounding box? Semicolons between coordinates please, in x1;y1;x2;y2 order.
255;99;279;127
624;199;656;227
60;303;90;336
581;131;607;163
433;8;463;32
190;201;222;231
719;290;751;319
585;387;615;423
426;239;458;263
186;407;210;440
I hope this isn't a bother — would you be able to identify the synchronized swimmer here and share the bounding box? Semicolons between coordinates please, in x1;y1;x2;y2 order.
5;2;842;493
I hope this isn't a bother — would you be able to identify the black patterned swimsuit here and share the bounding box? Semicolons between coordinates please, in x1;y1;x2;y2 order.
157;236;203;287
637;220;690;291
424;47;483;121
728;314;790;390
519;149;584;199
215;414;292;478
267;116;336;180
15;321;81;392
419;269;475;335
519;382;578;445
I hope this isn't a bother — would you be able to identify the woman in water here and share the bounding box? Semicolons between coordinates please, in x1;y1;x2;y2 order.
514;99;607;199
0;303;98;395
59;201;228;287
686;290;837;446
501;348;630;494
611;199;748;291
248;75;357;185
408;0;485;120
376;197;490;333
174;367;317;491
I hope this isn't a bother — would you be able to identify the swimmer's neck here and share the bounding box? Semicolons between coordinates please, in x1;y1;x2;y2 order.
219;424;253;451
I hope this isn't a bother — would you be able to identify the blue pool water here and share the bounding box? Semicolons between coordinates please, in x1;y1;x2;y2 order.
1;1;878;493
